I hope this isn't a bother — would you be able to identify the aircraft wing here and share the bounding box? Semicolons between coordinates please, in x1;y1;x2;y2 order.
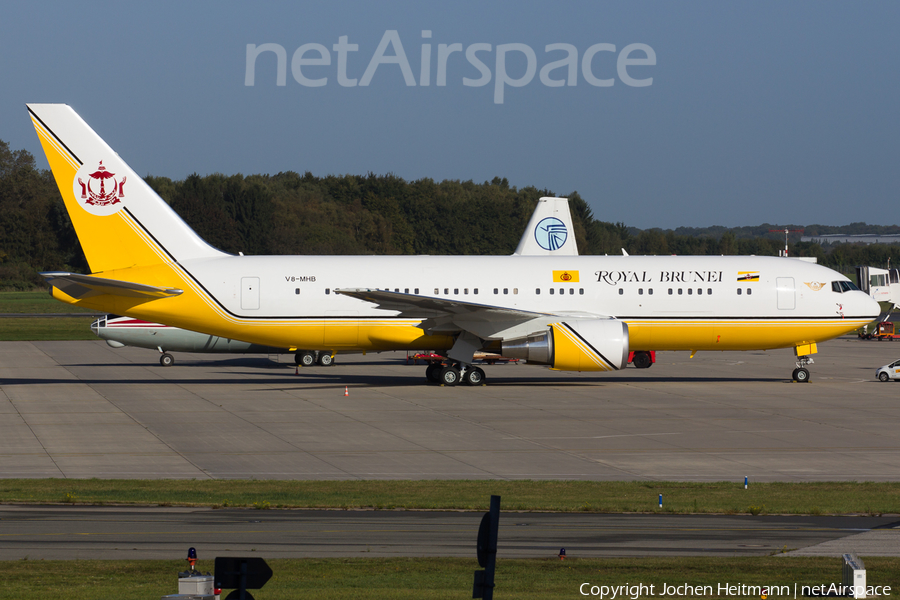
334;287;609;340
41;272;184;300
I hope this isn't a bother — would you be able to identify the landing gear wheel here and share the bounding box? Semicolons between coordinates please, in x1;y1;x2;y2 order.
439;365;460;386
425;364;441;382
160;353;174;367
295;351;316;367
463;366;485;386
794;368;810;383
632;351;652;369
879;372;890;382
317;353;334;366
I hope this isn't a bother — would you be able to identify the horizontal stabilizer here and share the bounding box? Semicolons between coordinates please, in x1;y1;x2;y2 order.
41;272;183;300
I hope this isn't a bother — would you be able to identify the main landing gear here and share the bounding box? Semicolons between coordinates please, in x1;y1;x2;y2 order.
791;355;813;383
294;350;335;367
425;361;486;386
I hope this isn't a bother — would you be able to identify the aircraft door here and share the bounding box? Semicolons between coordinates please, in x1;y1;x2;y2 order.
776;277;795;310
241;277;260;310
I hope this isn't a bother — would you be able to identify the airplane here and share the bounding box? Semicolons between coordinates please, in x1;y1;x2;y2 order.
29;103;880;385
90;197;584;367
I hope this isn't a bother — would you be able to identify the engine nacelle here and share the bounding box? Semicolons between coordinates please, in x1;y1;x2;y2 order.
501;319;629;372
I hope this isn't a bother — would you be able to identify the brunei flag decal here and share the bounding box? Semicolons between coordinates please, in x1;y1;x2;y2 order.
553;270;579;283
737;271;760;282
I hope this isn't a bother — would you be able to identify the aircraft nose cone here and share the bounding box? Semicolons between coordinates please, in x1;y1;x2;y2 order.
862;293;882;320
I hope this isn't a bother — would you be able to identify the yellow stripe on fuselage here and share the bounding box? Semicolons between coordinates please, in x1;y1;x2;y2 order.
626;318;868;351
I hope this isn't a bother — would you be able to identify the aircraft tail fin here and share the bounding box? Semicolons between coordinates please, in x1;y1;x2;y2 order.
513;196;578;256
27;104;226;274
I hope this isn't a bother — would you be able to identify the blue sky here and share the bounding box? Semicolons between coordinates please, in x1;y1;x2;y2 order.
3;1;898;229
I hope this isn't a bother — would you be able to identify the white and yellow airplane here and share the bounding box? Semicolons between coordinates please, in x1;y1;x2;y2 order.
89;197;581;367
29;103;880;385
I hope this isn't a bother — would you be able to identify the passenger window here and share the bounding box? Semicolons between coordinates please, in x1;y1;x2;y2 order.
579;289;584;295
405;288;409;294
668;289;673;295
678;289;683;295
747;288;752;295
295;288;300;295
415;288;419;294
464;288;468;295
503;288;509;295
688;289;693;295
639;289;644;295
325;289;329;295
569;288;574;295
434;288;439;295
444;288;449;295
619;289;624;295
513;288;518;294
737;288;742;295
536;288;541;295
697;289;702;295
649;289;653;295
550;289;555;295
454;288;459;295
474;289;478;295
707;288;712;295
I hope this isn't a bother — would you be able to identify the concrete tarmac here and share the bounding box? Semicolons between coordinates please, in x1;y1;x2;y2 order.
1;338;900;481
1;506;896;560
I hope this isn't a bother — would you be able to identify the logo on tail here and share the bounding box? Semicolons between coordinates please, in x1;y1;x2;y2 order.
535;217;567;251
74;160;126;216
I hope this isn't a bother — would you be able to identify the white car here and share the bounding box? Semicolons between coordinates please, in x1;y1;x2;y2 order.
876;359;900;382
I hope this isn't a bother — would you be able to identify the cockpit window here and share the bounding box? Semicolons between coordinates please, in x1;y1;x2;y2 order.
832;281;861;293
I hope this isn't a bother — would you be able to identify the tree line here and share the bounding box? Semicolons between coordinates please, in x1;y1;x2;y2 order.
2;138;899;290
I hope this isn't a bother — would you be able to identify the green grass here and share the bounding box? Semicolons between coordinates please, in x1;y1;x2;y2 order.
0;291;98;340
0;290;97;314
3;479;900;515
2;557;898;600
0;317;96;340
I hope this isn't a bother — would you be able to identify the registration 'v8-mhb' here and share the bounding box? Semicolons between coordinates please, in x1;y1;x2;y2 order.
29;104;879;385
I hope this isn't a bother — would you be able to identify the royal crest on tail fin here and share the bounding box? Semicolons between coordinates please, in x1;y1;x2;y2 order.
27;104;225;274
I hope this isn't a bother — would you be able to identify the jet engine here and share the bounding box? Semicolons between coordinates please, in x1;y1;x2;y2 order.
500;319;629;372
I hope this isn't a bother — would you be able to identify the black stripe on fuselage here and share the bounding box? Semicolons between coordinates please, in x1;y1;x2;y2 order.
124;209;412;322
118;213;873;325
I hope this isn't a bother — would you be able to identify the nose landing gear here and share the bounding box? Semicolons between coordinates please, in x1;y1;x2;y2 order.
792;355;813;383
